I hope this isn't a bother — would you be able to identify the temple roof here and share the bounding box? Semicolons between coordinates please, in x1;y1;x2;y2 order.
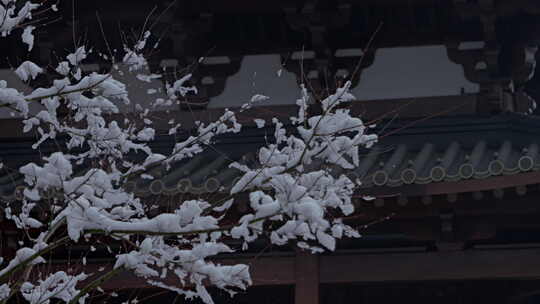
3;113;540;201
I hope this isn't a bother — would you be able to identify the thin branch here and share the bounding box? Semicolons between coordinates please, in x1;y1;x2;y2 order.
0;236;70;284
85;211;279;237
68;267;124;304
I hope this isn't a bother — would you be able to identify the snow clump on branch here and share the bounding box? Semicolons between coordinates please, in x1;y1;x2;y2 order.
0;3;377;303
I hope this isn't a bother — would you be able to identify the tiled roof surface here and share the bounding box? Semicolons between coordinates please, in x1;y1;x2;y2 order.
355;140;538;189
3;114;540;200
351;114;540;190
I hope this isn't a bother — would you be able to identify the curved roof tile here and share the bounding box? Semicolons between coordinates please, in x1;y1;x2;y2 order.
4;115;540;200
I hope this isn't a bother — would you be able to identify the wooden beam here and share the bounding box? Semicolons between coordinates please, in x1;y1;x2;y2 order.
295;251;320;304
319;248;540;283
29;247;540;294
32;255;296;291
103;255;297;289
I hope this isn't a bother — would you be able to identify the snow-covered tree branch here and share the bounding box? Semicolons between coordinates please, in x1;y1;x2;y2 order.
0;2;377;304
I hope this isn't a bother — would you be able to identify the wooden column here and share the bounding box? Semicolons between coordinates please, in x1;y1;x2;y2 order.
295;250;320;304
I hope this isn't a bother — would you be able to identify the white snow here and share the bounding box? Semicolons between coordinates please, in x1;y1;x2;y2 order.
525;46;538;81
67;47;87;66
111;65;174;113
55;62;70;76
21;26;35;51
0;284;10;301
0;68;38;118
0;1;39;36
254;119;265;128
20;271;88;304
0;247;46;279
0;9;378;304
15;61;43;82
